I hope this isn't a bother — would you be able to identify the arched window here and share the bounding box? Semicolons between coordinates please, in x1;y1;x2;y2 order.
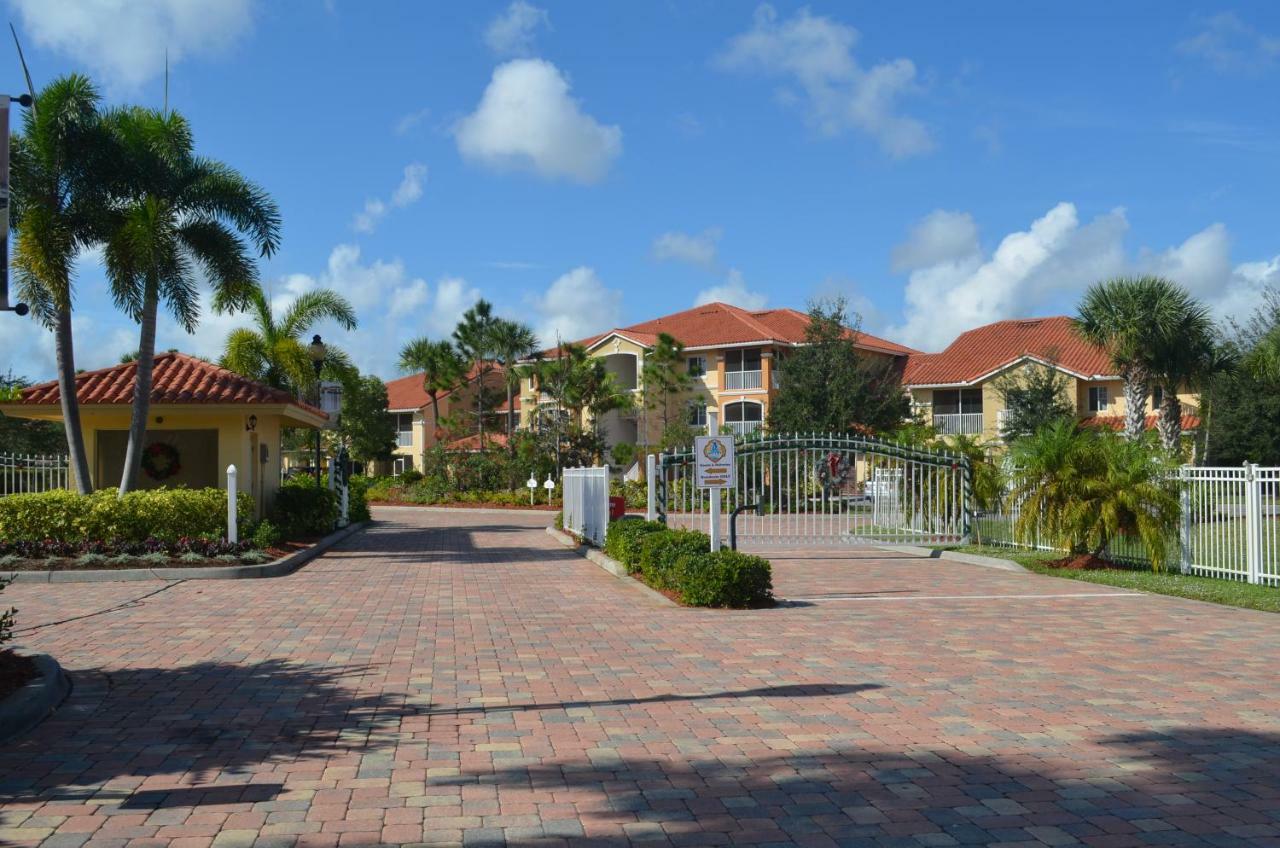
724;401;763;435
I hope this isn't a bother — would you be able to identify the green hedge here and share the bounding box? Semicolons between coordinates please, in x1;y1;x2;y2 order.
347;476;371;523
0;488;253;543
603;520;773;607
271;480;338;538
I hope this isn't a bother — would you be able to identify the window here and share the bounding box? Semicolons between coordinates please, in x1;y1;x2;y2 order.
688;403;707;428
724;401;763;435
396;412;414;447
1088;386;1109;412
392;456;410;475
687;356;706;377
724;348;763;389
930;389;983;415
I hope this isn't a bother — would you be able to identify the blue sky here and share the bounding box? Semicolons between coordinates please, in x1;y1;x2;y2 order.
3;0;1279;381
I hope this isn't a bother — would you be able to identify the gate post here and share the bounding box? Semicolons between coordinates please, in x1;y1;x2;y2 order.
646;452;657;521
1178;466;1192;575
1246;462;1261;584
707;409;721;552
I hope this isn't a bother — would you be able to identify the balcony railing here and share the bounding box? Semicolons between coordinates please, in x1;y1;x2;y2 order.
932;412;984;435
397;431;413;447
724;370;763;390
726;420;762;436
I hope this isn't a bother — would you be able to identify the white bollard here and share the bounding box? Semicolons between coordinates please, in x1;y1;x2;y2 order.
226;464;238;543
646;453;657;521
707;410;720;552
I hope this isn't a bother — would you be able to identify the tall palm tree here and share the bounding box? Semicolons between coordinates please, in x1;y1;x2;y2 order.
9;74;115;493
220;287;357;393
453;299;498;442
396;337;466;442
488;319;539;442
101;107;281;493
1142;293;1215;451
1075;276;1195;442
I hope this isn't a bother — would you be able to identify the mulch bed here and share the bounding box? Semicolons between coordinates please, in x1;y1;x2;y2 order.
1045;553;1114;570
0;650;38;703
2;540;319;572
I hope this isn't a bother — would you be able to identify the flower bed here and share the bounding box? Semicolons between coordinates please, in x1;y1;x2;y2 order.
603;520;774;608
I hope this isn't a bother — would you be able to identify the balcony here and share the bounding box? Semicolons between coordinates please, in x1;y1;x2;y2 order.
726;420;762;436
724;370;763;390
932;412;984;435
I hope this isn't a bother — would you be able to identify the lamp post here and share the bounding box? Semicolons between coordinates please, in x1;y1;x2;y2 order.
1;93;34;318
308;334;326;487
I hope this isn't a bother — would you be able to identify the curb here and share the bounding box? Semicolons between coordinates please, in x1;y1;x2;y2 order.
373;505;559;515
875;543;1029;573
1;521;371;584
0;654;71;743
544;526;678;607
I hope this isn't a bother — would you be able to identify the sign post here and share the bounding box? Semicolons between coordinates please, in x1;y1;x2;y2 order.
695;410;733;552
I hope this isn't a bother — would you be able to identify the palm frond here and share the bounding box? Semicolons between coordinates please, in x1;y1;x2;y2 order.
280;289;357;337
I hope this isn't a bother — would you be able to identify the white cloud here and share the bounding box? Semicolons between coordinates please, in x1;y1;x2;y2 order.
352;162;427;233
694;269;768;310
890;210;979;272
716;4;932;158
652;228;722;269
886;203;1277;350
429;277;482;336
530;266;623;346
484;0;550;57
454;59;622;184
1177;12;1280;73
9;0;255;90
394;107;431;136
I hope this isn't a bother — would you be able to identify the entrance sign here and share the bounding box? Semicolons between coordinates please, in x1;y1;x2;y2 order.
694;435;734;488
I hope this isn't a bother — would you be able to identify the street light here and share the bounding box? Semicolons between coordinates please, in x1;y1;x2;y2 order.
308;335;326;487
1;93;35;318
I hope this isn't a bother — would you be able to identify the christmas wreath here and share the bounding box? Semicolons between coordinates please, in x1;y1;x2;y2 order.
816;451;852;491
142;442;182;481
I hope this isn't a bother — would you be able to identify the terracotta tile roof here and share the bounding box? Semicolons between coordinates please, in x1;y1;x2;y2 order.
903;316;1116;386
385;362;508;411
536;302;918;357
445;432;509;451
1081;414;1201;432
14;352;326;417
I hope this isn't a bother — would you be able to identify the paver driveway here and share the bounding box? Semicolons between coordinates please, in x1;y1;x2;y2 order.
2;507;1280;848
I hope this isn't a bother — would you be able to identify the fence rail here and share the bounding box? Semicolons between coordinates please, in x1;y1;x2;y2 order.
977;463;1280;586
1;453;71;496
563;466;609;547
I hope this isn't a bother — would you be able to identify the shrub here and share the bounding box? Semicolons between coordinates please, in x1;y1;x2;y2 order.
271;480;339;538
347;476;371;523
676;550;773;608
636;529;710;591
397;468;424;484
609;479;647;509
0;576;14;647
251;519;283;549
604;519;665;566
0;487;253;544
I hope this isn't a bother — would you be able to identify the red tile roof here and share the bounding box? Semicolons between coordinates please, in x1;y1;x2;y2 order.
13;352;326;417
903;316;1116;386
1081;414;1201;432
385;362;509;411
538;302;918;357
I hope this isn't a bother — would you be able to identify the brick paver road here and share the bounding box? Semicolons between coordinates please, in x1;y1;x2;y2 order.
2;507;1279;847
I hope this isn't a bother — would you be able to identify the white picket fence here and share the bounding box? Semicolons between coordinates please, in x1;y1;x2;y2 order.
976;464;1280;586
1;453;70;495
562;466;609;547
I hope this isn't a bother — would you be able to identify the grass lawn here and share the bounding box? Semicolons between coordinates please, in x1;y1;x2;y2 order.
939;544;1280;614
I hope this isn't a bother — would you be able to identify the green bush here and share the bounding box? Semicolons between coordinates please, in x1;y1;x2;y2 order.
609;479;647;509
397;468;424;484
636;529;710;591
676;550;773;608
0;487;253;543
347;476;371;523
604;519;665;566
0;576;15;647
251;519;283;549
271;480;338;538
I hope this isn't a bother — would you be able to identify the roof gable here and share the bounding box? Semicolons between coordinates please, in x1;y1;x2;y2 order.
902;316;1116;386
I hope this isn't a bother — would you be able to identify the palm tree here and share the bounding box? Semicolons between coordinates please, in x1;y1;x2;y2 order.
1075;276;1198;442
452;299;498;443
488;319;539;442
101;107;281;494
1143;295;1215;451
9;75;115;493
220;287;357;393
396;338;466;442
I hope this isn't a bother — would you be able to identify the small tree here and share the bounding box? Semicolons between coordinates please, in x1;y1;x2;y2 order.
337;375;397;465
641;333;693;440
453;299;499;442
768;297;910;435
993;359;1075;442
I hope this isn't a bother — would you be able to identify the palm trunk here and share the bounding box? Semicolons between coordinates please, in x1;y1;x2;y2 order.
119;287;159;494
1200;390;1213;465
1121;367;1148;441
1156;391;1182;453
54;305;93;494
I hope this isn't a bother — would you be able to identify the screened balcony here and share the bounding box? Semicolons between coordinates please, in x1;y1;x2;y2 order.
931;389;984;435
724;348;763;390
